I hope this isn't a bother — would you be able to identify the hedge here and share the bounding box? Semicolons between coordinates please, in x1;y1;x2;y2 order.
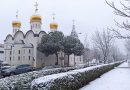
31;62;122;90
0;64;89;90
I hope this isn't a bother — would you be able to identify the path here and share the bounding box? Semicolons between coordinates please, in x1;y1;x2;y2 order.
80;62;130;90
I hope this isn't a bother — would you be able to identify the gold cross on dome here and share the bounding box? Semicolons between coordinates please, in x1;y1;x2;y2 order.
52;13;55;21
34;0;38;13
16;10;19;19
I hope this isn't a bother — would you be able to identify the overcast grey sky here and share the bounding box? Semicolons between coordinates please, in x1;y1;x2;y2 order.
0;0;126;53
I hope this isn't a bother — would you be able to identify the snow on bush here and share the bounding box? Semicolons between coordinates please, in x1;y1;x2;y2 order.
0;64;89;90
31;62;121;90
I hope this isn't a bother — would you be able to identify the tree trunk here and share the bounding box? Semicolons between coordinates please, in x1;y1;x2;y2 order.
74;55;76;66
104;56;106;64
55;53;58;65
68;55;70;66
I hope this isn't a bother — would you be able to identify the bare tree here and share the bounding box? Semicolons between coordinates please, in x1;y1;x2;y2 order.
110;45;120;62
83;34;91;64
106;0;130;38
125;39;130;52
125;40;130;60
83;48;91;64
92;30;114;63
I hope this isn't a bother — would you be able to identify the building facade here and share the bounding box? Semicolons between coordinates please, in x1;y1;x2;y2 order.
0;44;4;61
4;2;83;68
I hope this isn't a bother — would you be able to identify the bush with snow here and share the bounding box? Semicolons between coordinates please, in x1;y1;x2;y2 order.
0;64;89;90
31;62;121;90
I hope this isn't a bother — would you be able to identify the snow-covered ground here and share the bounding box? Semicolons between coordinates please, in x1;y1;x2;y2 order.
80;62;130;90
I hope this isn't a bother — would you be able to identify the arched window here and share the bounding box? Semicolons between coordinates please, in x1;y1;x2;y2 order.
19;50;20;54
29;56;30;60
18;56;20;60
36;24;37;28
10;57;11;61
29;49;31;54
10;51;12;55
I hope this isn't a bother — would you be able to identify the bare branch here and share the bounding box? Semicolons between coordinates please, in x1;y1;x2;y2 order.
108;28;130;39
105;0;130;18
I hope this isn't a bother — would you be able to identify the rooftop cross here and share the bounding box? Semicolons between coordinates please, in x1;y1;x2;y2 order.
52;13;55;21
16;10;19;19
34;0;38;13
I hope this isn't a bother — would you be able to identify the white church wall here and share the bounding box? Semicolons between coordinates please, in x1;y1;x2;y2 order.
11;44;23;66
22;47;34;66
25;31;35;44
69;54;84;66
36;51;56;67
4;49;12;65
14;31;24;42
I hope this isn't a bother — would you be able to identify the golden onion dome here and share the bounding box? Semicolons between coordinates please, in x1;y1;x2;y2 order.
50;23;58;30
30;15;42;23
12;21;21;27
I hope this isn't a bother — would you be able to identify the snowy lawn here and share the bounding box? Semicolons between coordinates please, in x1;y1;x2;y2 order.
80;62;130;90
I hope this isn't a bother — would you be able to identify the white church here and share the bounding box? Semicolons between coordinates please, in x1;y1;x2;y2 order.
4;2;83;68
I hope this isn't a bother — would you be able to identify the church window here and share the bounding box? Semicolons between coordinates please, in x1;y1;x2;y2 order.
10;51;12;55
29;56;30;60
19;50;20;54
29;49;31;54
10;57;11;61
18;56;20;60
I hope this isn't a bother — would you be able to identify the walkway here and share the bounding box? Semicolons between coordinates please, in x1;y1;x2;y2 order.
80;62;130;90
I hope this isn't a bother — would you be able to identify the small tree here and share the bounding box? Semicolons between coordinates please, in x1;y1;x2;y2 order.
73;42;84;65
61;36;80;66
38;31;64;65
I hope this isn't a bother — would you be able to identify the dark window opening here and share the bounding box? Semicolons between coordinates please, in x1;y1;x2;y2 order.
19;50;20;54
29;49;31;54
29;56;30;60
18;56;20;60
